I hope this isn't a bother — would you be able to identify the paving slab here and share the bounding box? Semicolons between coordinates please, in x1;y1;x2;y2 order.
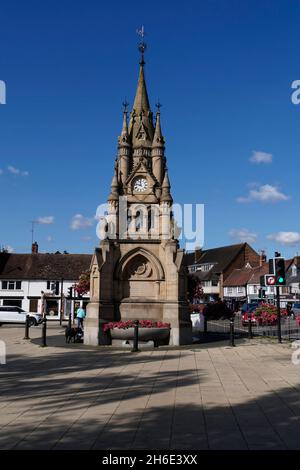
1;325;300;449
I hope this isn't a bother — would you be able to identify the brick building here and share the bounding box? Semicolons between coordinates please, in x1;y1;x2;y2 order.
185;243;261;301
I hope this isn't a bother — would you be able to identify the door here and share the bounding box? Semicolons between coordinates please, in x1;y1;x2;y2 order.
29;299;38;312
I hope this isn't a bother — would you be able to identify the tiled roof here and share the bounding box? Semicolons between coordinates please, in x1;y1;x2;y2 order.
247;264;270;284
186;243;257;273
223;267;255;287
224;259;296;287
0;253;92;280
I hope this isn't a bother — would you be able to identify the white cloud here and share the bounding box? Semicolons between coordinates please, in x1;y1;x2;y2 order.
7;165;29;176
2;245;14;253
267;232;300;246
250;151;273;164
46;235;54;242
37;216;55;225
7;165;20;174
81;236;92;242
229;228;258;244
70;214;94;230
237;184;289;203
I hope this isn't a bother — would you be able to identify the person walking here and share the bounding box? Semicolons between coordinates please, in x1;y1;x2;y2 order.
76;306;86;328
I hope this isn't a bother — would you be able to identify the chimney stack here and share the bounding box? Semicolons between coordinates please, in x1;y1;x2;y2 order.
259;250;267;267
31;241;38;254
194;246;202;264
294;254;300;267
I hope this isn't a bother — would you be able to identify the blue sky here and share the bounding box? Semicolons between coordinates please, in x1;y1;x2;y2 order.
0;0;300;258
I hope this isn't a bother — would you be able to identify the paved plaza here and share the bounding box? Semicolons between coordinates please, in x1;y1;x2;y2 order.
1;325;300;450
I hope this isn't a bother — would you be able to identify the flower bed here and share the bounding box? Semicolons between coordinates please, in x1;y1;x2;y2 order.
103;319;170;332
103;320;171;346
253;303;288;326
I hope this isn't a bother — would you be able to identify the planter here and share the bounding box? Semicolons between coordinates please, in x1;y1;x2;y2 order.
110;327;170;345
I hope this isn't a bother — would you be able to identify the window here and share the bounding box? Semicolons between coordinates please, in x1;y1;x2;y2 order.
47;281;59;294
292;265;297;277
227;287;233;294
201;264;214;272
1;280;22;290
1;302;23;309
237;287;244;293
212;279;219;287
253;286;258;294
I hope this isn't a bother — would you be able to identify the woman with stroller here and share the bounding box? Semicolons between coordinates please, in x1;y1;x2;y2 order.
76;306;86;328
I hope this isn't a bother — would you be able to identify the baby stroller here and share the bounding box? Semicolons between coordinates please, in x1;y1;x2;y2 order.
75;327;84;343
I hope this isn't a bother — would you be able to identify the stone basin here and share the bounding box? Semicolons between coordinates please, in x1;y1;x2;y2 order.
110;327;170;344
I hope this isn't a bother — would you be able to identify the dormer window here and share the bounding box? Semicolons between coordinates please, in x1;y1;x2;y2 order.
200;264;214;272
292;265;297;277
1;280;22;290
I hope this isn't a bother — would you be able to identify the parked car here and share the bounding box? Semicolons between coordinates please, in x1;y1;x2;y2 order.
241;302;259;314
291;303;300;317
241;303;258;326
0;306;42;326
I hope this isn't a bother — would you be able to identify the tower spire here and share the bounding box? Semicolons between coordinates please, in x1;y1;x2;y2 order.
119;100;129;141
132;25;151;115
128;27;154;148
132;62;150;115
118;101;131;185
153;101;165;146
108;160;119;201
161;168;173;203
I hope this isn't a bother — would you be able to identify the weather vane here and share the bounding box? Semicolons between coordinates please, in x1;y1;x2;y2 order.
156;99;162;112
136;25;147;64
122;99;129;113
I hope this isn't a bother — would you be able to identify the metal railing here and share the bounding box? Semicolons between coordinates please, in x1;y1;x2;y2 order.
202;314;300;342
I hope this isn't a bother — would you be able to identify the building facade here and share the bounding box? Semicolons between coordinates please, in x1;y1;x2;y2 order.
224;258;299;306
0;246;91;319
186;243;261;301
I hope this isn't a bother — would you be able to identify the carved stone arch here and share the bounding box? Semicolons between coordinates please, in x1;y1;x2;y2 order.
115;248;165;282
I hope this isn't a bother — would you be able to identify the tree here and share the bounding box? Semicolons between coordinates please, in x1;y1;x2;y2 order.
203;300;233;320
75;270;90;296
187;274;204;304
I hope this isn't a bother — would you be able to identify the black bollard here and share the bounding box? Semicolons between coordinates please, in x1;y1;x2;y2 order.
41;317;47;347
229;316;235;347
204;316;208;335
24;314;30;340
276;286;282;344
68;312;72;329
131;320;140;352
248;315;253;340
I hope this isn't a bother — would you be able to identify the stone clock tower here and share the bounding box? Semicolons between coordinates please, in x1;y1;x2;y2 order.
84;46;192;346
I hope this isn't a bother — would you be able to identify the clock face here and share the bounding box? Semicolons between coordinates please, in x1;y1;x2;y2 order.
133;178;148;192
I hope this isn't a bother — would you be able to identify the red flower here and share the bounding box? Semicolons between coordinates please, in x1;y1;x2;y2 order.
103;320;170;332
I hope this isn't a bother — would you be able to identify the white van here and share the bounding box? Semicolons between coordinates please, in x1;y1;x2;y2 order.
0;306;42;326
